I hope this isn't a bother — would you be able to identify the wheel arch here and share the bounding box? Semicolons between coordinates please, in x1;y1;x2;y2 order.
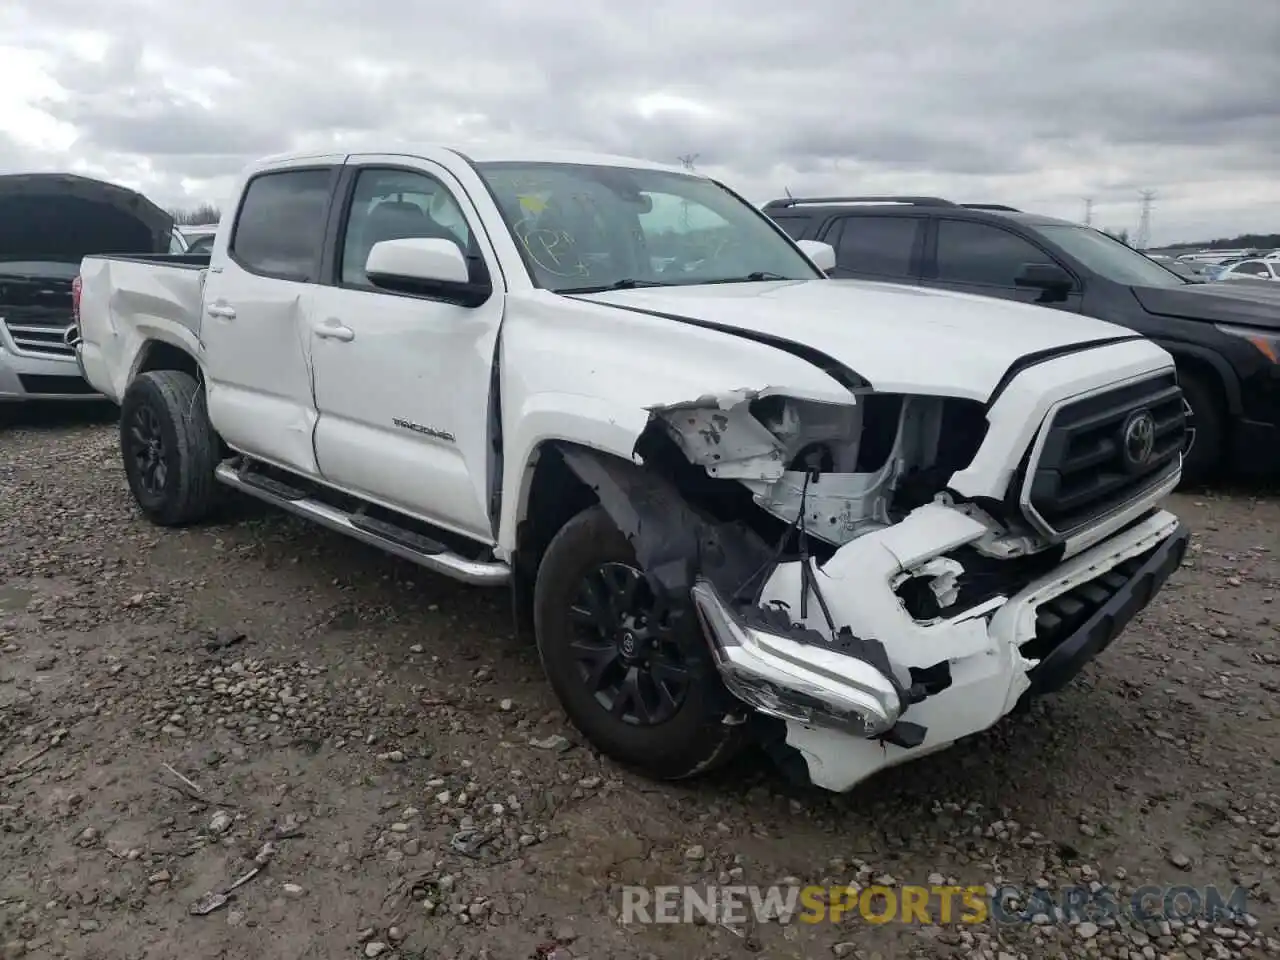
132;338;202;383
509;439;614;639
1152;339;1240;416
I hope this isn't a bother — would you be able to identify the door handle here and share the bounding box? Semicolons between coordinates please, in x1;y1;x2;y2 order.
206;303;236;319
315;319;355;342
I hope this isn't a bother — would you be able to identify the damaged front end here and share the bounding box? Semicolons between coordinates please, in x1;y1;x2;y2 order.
559;386;1187;792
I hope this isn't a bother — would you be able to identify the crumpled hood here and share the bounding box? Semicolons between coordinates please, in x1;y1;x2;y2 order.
577;278;1147;400
1131;281;1280;331
0;173;174;264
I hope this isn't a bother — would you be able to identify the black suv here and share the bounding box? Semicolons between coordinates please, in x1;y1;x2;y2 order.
764;196;1280;485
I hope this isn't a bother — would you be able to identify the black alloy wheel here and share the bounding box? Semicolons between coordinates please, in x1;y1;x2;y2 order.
568;561;691;726
128;403;169;497
531;504;746;780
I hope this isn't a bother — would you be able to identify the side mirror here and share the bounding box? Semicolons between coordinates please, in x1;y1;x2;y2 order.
365;238;491;307
796;239;837;273
1014;262;1074;301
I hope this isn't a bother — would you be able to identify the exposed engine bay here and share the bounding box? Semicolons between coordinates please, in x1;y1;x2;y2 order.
651;389;994;546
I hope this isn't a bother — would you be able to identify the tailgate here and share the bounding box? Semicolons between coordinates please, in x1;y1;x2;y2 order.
76;256;206;402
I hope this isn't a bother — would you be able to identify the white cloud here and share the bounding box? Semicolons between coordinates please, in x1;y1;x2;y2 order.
0;0;1277;243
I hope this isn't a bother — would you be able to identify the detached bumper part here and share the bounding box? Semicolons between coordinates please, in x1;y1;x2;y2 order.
690;579;903;738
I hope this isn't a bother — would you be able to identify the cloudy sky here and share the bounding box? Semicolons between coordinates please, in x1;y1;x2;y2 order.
1;0;1277;245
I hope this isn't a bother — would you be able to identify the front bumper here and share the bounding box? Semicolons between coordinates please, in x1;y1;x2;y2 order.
694;505;1187;792
0;349;102;401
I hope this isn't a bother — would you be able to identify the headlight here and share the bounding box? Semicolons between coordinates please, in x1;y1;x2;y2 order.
690;578;904;738
1215;324;1280;364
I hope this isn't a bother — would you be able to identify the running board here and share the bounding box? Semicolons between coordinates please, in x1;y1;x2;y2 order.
214;463;510;587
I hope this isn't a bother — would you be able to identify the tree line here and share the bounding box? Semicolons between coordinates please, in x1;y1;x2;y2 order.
169;204;222;225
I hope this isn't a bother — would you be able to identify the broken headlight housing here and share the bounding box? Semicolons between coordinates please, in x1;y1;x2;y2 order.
690;579;903;738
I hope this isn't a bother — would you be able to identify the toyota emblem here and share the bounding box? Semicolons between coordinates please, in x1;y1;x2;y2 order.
1121;409;1156;469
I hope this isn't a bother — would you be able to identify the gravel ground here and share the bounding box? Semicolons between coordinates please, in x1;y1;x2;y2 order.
2;406;1278;960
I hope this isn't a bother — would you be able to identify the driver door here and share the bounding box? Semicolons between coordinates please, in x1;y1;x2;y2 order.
308;157;506;543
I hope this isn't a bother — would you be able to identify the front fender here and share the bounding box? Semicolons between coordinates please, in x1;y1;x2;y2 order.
494;290;859;554
496;393;650;555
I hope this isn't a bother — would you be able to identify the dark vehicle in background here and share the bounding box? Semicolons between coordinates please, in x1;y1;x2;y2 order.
764;196;1280;485
1165;260;1210;283
0;173;184;404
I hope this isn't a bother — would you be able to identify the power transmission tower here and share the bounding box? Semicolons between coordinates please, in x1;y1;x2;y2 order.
1083;197;1094;227
1136;190;1156;250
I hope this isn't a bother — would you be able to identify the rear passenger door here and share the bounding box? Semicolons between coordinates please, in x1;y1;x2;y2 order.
922;218;1084;312
201;158;344;478
820;215;925;284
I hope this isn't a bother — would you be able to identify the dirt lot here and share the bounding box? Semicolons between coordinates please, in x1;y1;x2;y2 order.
2;407;1278;960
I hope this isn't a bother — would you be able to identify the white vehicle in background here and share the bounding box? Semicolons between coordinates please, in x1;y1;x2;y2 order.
0;173;185;404
1213;259;1280;283
73;145;1189;794
179;224;218;256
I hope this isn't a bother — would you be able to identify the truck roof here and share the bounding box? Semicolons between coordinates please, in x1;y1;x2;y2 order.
252;144;690;175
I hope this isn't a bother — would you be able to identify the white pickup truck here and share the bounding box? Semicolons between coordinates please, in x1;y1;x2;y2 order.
73;145;1190;793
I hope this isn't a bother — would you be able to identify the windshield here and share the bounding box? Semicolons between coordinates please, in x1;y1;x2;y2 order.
474;161;821;293
1035;224;1188;288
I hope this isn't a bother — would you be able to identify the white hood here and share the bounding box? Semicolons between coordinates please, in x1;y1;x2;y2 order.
577;278;1142;401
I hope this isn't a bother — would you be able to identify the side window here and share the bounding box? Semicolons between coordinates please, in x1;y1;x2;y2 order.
188;236;215;255
769;215;809;240
339;168;473;288
1233;260;1269;277
231;169;334;281
168;230;187;254
935;220;1057;287
831;216;920;278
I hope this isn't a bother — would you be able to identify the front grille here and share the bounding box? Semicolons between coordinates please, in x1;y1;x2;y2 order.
2;316;76;358
1022;372;1184;537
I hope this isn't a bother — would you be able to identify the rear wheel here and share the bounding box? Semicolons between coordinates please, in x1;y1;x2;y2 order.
1176;370;1225;487
532;505;746;780
119;370;221;526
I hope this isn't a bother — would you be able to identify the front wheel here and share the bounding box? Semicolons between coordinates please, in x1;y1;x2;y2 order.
119;370;221;526
532;505;746;780
1176;371;1225;488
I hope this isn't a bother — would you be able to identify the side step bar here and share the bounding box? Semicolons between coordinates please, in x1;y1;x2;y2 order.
214;462;510;587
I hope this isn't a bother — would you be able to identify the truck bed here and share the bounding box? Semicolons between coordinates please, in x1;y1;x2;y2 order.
76;253;210;403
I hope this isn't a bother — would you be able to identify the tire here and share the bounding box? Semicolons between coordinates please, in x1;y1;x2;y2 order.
1177;370;1226;488
119;370;221;526
532;505;746;780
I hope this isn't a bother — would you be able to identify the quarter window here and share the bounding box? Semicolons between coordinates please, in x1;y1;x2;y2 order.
230;169;334;281
830;216;919;278
769;215;809;240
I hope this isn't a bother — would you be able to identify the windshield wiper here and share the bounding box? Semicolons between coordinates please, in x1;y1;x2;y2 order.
701;271;795;284
557;278;670;295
